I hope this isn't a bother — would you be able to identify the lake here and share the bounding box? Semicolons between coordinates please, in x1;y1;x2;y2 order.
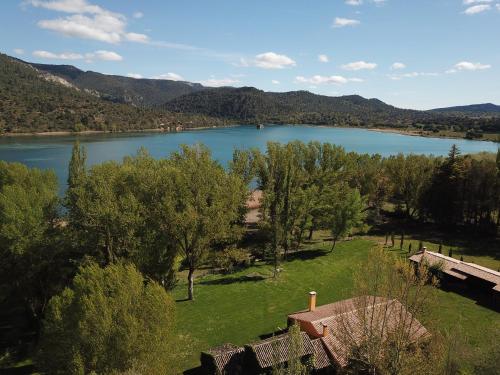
0;125;497;193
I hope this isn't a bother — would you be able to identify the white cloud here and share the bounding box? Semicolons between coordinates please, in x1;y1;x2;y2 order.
32;49;122;61
38;13;124;43
124;32;149;43
341;60;377;70
153;72;185;81
295;75;363;85
29;0;104;14
497;3;500;10
463;0;492;4
464;4;491;14
29;0;150;44
199;77;240;87
271;80;280;84
345;0;363;5
14;48;25;55
90;50;123;61
391;62;406;70
318;54;329;63
132;11;143;19
253;52;296;69
127;73;143;79
388;72;439;80
333;17;360;28
446;61;491;73
33;50;83;60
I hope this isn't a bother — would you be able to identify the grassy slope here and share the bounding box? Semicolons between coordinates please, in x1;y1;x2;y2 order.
172;238;500;372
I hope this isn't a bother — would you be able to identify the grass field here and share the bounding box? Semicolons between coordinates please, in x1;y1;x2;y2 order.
172;237;500;373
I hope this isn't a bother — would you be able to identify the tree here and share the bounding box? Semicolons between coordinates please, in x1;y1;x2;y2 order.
333;247;445;375
325;186;365;251
36;262;179;374
66;160;145;263
161;145;246;299
385;154;437;218
420;145;466;226
0;161;63;321
254;142;306;275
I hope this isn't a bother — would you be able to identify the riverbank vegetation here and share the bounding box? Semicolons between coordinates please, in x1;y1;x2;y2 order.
0;141;499;373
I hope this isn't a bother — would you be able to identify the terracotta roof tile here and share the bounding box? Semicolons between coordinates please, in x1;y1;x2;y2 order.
246;332;314;369
203;344;244;374
311;338;331;369
289;296;429;368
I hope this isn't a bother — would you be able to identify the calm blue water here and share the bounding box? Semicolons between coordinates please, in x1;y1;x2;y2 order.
0;125;497;193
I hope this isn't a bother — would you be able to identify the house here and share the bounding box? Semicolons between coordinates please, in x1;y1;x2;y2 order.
200;331;325;374
201;292;428;374
288;292;429;369
409;249;500;309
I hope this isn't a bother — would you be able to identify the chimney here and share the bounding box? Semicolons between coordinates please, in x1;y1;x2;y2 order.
322;322;328;337
308;291;317;312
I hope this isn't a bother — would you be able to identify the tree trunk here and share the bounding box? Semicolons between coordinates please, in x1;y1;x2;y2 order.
308;227;314;240
187;267;195;300
330;238;337;252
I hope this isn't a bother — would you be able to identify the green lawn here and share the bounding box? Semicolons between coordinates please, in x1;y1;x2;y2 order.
172;239;500;372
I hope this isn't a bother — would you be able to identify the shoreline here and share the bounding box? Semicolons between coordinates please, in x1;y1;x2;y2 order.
1;124;498;143
0;124;237;138
366;127;499;143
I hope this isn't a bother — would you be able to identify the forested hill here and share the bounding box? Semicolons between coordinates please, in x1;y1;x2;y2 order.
2;53;500;135
162;87;429;125
28;61;206;106
0;54;226;134
162;87;500;132
431;103;500;116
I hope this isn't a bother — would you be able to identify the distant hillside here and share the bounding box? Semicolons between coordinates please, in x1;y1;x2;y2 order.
162;86;433;126
431;103;500;116
27;61;206;106
0;54;225;134
2;54;500;136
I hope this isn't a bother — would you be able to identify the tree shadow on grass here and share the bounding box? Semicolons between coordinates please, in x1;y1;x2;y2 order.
0;365;35;375
198;274;266;286
285;249;329;262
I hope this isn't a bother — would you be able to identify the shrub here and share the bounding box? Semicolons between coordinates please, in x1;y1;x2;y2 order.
213;247;252;274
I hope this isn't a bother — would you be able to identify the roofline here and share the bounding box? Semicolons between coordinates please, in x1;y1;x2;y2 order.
414;250;500;277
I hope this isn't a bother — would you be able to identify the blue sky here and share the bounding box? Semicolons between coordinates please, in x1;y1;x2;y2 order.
1;0;499;109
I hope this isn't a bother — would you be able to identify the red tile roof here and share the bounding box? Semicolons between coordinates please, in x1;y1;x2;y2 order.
311;338;331;370
202;343;244;374
246;332;314;369
289;296;429;367
410;250;500;291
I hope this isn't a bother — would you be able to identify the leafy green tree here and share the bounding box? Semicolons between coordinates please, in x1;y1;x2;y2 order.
385;154;437;218
325;186;365;250
37;262;179;375
67;160;144;263
0;161;62;320
162;145;246;299
254;142;306;274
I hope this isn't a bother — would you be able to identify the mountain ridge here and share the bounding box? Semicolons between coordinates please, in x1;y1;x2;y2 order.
431;103;500;115
2;54;500;136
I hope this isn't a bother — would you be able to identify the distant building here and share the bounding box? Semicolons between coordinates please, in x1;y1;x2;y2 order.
409;250;500;310
200;292;428;374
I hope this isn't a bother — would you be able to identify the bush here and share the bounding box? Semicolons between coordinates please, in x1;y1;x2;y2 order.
213;247;252;274
36;262;179;375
